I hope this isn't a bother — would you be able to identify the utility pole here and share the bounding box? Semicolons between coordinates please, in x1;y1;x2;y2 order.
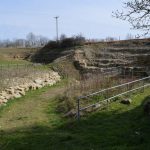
54;16;59;43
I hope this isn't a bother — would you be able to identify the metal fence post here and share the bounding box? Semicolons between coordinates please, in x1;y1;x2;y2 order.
77;97;80;120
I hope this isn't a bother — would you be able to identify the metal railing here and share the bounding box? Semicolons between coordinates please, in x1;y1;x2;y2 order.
76;76;150;120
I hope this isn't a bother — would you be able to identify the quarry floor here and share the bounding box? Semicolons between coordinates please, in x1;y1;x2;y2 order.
0;80;150;150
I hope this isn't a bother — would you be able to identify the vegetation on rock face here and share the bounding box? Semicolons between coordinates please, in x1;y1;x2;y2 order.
31;34;85;64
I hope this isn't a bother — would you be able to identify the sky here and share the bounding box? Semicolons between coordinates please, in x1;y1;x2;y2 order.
0;0;139;40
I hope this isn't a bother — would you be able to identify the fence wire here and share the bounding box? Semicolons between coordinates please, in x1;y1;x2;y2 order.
77;75;150;120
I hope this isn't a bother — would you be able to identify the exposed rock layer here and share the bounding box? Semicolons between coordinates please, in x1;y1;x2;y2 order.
0;71;61;105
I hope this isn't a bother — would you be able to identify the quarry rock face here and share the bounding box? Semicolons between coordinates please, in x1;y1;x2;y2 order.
0;71;61;105
73;39;150;76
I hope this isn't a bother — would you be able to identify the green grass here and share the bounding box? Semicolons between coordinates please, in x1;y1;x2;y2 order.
0;53;31;65
0;59;31;65
0;82;150;150
0;47;37;65
0;48;37;54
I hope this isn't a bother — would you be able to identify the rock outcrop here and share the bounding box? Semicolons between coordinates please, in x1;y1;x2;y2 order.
0;71;61;105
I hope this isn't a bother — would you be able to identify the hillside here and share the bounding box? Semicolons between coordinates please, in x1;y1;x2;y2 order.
0;39;150;150
74;39;150;73
31;39;149;68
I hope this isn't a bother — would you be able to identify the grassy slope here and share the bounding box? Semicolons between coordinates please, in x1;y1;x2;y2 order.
0;48;37;65
0;59;31;65
0;48;37;56
0;53;29;65
0;79;150;150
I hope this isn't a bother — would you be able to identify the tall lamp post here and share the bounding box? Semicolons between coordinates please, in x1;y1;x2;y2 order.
54;16;59;43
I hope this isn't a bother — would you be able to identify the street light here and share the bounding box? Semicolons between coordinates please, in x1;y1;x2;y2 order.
54;16;59;43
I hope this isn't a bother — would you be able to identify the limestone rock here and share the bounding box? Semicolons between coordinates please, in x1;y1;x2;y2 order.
18;91;26;96
0;99;4;104
6;88;15;95
2;99;8;103
34;79;43;85
29;83;37;90
1;91;11;100
35;84;43;89
0;70;61;106
14;93;22;99
16;87;25;92
0;96;6;100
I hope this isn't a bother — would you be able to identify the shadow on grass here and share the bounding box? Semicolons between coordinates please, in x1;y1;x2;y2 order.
0;97;150;150
141;95;150;105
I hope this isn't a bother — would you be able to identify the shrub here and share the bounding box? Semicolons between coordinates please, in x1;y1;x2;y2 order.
56;95;76;113
46;41;58;49
60;38;75;48
60;34;85;48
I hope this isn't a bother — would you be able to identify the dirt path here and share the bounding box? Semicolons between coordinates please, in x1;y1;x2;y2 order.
0;82;66;131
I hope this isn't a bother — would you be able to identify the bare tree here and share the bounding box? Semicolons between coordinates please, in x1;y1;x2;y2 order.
13;39;26;48
113;0;150;36
38;36;49;47
26;33;49;47
0;33;49;48
26;32;36;47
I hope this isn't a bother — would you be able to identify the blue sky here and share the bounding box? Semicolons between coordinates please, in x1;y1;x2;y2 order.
0;0;138;40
